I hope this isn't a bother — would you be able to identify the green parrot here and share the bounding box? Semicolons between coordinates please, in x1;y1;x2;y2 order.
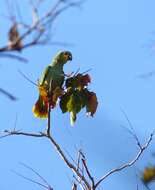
32;51;72;118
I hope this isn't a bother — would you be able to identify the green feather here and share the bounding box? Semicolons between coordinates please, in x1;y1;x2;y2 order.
33;51;72;119
39;51;72;91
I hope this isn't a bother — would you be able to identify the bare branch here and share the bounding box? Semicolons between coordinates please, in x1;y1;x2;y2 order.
19;162;51;187
46;134;91;190
11;169;52;190
73;175;87;190
18;70;38;86
0;129;45;139
0;88;18;101
0;124;91;190
81;157;95;189
0;53;28;63
121;109;142;148
76;149;82;173
72;183;77;190
17;162;54;190
64;149;83;173
0;0;82;57
95;132;154;189
1;102;151;190
47;102;51;136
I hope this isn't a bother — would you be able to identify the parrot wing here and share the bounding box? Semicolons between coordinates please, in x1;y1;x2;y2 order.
39;65;52;86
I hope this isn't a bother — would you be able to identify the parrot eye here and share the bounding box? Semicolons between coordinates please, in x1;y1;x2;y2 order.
63;51;72;61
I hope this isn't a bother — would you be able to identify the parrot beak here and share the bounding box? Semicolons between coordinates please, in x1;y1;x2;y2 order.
68;54;72;61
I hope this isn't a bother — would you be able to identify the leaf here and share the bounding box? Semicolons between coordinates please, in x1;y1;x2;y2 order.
65;73;91;90
60;71;98;125
65;76;77;88
70;111;76;126
59;90;72;113
86;92;98;116
141;167;155;184
67;91;83;113
80;74;91;87
8;24;23;51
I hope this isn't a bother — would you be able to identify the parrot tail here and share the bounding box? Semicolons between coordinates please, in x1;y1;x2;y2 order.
32;95;48;118
70;111;76;126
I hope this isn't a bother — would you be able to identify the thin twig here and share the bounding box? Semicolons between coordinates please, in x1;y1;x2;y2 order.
47;102;51;136
95;133;154;189
0;129;90;189
19;162;53;190
46;134;91;190
120;108;141;148
79;150;95;189
18;70;38;86
64;149;83;173
0;53;28;63
77;149;82;172
0;0;82;55
81;158;95;188
73;175;86;190
11;169;52;190
0;88;18;101
0;125;153;190
0;130;45;138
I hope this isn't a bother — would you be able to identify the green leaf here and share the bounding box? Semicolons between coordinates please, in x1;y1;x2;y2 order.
65;77;76;88
70;111;77;126
59;91;71;113
67;91;83;113
61;71;98;125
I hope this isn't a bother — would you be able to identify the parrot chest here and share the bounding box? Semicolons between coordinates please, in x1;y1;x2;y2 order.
47;68;64;89
39;65;65;93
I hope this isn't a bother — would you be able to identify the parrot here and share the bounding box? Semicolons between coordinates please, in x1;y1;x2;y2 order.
32;51;72;118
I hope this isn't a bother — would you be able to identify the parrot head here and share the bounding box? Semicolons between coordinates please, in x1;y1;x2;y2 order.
55;51;72;64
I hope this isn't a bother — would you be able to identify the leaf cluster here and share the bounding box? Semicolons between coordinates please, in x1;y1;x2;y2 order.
59;73;98;125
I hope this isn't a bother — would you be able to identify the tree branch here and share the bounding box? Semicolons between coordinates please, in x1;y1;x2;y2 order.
46;134;91;190
47;102;51;136
0;120;91;190
0;53;28;63
12;169;53;190
0;130;45;139
1;108;153;190
95;132;154;189
0;0;82;57
81;158;95;189
0;88;18;101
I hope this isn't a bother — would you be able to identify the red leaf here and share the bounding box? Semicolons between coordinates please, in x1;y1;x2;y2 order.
86;92;98;116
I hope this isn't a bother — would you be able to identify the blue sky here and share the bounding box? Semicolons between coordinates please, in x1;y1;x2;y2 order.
0;0;155;189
